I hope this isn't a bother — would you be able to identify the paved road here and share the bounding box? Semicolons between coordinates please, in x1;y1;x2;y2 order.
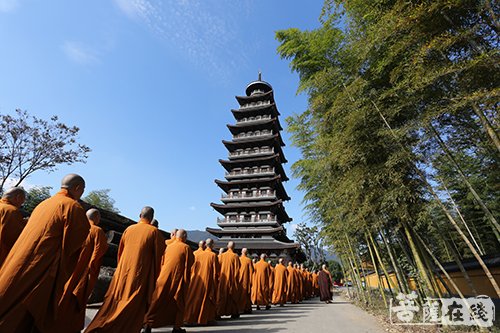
85;297;387;333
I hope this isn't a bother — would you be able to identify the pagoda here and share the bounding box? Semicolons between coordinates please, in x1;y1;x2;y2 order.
207;74;299;260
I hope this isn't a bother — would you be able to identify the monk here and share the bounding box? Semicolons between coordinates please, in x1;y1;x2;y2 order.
184;238;220;325
286;261;298;304
238;248;254;314
0;174;90;333
294;263;304;302
312;270;319;297
166;228;178;246
318;264;333;304
0;186;26;266
85;206;165;333
268;259;275;300
48;208;108;333
271;258;288;306
252;253;271;310
144;229;194;333
216;241;241;319
194;240;206;257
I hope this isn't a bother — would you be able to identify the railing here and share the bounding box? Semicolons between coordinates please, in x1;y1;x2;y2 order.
229;148;274;158
233;131;273;140
217;217;278;223
225;168;275;177
221;191;276;199
236;115;272;124
240;100;271;109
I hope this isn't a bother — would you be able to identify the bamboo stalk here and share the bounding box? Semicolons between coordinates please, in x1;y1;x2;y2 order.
365;233;388;308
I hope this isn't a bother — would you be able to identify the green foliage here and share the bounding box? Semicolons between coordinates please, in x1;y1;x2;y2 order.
328;260;344;282
84;189;120;213
277;0;499;300
23;186;52;214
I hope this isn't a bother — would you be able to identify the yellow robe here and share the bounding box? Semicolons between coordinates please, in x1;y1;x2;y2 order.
216;248;241;316
184;248;220;324
238;255;254;313
49;222;108;332
0;189;90;333
271;263;288;305
85;220;165;333
251;259;271;306
145;239;194;328
0;198;25;267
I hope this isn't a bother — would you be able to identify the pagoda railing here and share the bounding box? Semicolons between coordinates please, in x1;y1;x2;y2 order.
217;217;278;223
221;190;276;199
233;131;273;140
229;148;274;158
236;115;271;124
240;100;271;109
225;168;275;177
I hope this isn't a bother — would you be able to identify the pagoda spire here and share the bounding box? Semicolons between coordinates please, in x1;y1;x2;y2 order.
258;70;262;81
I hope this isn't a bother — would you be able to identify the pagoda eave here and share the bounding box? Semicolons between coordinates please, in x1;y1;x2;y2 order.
206;226;284;235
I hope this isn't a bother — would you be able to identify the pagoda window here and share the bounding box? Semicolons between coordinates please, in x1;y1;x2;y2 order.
256;115;262;120
254;130;260;136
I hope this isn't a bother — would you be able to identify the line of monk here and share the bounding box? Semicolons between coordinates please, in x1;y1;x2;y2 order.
0;174;335;333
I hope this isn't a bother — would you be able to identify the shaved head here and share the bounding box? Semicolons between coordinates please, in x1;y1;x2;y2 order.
170;228;178;239
140;206;154;222
86;208;101;224
2;187;26;208
219;248;224;255
278;258;284;264
151;219;159;228
227;241;235;250
176;229;187;241
287;261;292;266
241;248;248;255
206;238;214;249
198;240;206;249
61;174;85;200
260;253;267;260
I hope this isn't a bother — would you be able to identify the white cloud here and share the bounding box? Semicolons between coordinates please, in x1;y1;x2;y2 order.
62;41;99;65
112;0;252;80
189;206;196;211
2;177;37;191
0;0;19;13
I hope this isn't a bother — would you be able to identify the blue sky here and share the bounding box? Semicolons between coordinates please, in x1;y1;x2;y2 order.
0;0;324;239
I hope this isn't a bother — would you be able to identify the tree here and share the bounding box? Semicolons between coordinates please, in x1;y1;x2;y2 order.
0;109;91;194
84;189;120;213
23;186;52;214
294;222;326;267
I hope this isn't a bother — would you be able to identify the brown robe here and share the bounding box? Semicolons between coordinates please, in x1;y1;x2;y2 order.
238;255;254;313
318;270;333;302
85;220;165;333
268;264;275;300
0;198;25;267
145;239;194;328
0;189;90;333
49;222;108;332
312;272;319;297
184;247;220;325
216;248;241;316
271;263;288;305
251;259;270;306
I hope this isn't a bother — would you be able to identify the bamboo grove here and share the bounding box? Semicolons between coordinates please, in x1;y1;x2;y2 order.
276;0;499;306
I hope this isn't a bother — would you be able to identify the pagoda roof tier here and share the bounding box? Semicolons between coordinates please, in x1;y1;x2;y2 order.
217;221;280;228
206;226;284;235
231;103;280;120
235;90;274;105
208;235;300;250
229;132;286;149
227;118;283;135
215;176;290;201
219;155;289;181
210;201;292;222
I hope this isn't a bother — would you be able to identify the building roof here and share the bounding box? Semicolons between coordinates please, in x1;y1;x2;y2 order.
219;154;289;181
230;103;280;120
235;89;274;105
245;79;273;96
210;200;292;222
206;226;284;235
215;176;290;200
210;236;300;250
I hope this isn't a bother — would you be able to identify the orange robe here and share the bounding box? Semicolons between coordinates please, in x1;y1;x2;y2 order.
145;239;194;328
216;248;241;316
286;265;297;303
49;222;108;332
238;255;254;313
0;189;90;333
184;248;220;324
312;272;319;296
85;220;165;333
0;198;25;267
251;259;271;306
271;263;288;305
268;264;275;299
